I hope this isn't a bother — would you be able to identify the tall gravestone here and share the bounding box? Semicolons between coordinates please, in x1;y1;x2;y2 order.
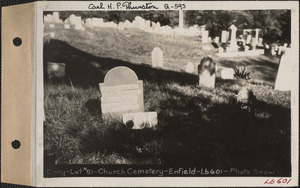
274;49;296;91
99;66;144;116
198;57;216;88
151;47;163;68
179;10;184;29
255;28;260;45
221;30;227;43
228;24;238;51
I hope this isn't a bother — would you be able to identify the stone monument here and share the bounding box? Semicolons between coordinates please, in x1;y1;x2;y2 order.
198;57;216;88
99;66;144;116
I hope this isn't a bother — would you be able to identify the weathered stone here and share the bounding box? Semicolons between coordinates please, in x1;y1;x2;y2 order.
185;62;195;73
198;57;216;88
220;68;235;79
275;48;296;91
99;66;144;116
151;47;163;68
123;112;158;129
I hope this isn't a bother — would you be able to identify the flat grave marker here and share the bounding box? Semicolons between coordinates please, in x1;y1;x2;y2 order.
221;68;235;79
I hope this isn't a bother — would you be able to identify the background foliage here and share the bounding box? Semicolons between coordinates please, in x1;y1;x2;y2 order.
45;10;291;44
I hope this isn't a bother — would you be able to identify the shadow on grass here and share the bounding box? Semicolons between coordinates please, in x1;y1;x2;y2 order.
215;57;279;85
44;39;198;88
77;85;290;174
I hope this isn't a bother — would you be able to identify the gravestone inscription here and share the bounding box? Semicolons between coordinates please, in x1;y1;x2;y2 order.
99;66;144;116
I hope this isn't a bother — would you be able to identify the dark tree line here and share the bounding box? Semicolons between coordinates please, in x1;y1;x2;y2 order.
184;10;290;44
45;10;291;43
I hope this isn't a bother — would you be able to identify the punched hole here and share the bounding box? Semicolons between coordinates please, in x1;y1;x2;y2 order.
13;37;22;47
11;140;21;149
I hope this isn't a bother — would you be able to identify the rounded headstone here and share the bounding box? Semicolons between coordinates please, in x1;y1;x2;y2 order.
185;62;194;73
104;66;138;86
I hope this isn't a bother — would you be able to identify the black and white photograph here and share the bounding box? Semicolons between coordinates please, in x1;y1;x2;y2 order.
36;1;298;186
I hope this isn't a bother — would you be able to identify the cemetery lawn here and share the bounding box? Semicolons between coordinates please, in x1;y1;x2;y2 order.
44;25;291;175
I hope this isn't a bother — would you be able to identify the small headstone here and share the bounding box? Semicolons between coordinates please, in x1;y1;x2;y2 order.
221;30;227;43
275;48;296;91
185;62;195;73
75;23;83;30
47;62;65;80
145;20;151;30
118;22;125;30
44;14;54;23
99;66;144;116
214;37;220;43
265;44;270;49
274;44;279;51
151;47;163;68
53;12;61;23
246;34;252;44
271;47;276;56
202;45;212;51
124;20;132;29
50;32;55;38
123;112;158;129
220;68;235;79
198;57;216;88
245;45;249;51
64;24;70;29
277;46;283;56
202;31;209;43
49;24;55;28
85;18;93;28
251;37;256;50
257;38;263;47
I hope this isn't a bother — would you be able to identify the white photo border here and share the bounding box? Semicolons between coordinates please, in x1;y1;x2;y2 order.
35;1;299;187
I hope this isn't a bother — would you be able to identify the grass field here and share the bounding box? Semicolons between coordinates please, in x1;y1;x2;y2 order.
44;24;291;175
